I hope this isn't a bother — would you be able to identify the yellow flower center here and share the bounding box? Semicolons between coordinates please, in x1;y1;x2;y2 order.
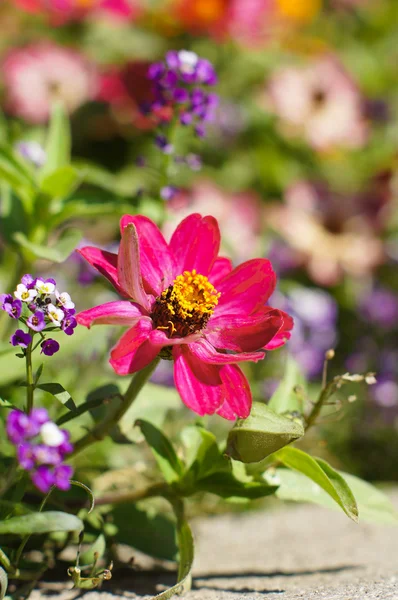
151;270;220;338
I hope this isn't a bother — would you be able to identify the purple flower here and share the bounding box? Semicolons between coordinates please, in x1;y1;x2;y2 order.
61;315;77;336
10;329;32;348
53;464;73;491
17;443;36;470
33;444;63;466
360;288;398;328
161;186;178;201
40;339;60;356
31;466;55;494
27;310;45;332
21;274;36;288
0;294;22;319
6;408;49;444
186;153;202;171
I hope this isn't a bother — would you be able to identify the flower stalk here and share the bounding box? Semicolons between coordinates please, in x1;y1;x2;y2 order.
71;356;161;456
25;341;34;413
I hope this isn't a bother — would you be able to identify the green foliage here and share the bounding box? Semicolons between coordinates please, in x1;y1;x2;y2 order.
136;419;185;484
111;503;178;561
274;469;398;525
268;356;307;414
13;228;83;263
37;382;77;413
0;511;83;535
0;566;7;600
273;447;358;522
40;102;71;178
226;401;305;463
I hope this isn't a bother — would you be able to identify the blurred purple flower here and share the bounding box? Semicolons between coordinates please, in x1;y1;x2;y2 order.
6;408;73;494
16;141;47;168
360;288;398;329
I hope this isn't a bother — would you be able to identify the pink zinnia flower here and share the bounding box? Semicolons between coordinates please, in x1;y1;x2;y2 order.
2;43;98;124
76;214;293;420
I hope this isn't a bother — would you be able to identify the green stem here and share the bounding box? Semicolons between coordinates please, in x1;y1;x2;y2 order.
25;342;34;413
14;486;53;568
71;357;161;457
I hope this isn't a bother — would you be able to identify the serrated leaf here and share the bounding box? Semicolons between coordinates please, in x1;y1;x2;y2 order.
40;102;71;178
136;420;184;484
0;511;83;535
275;469;398;525
13;228;83;263
226;401;304;463
37;382;77;412
40;166;80;198
274;447;358;522
268;355;306;414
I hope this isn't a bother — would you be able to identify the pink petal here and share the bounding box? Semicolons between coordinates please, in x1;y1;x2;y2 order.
120;215;175;295
173;345;224;416
208;256;233;286
215;258;276;316
149;329;202;347
264;309;294;350
216;400;236;420
190;338;265;364
117;223;153;311
206;308;283;352
77;247;124;295
110;339;160;375
110;317;153;361
169;213;220;276
77;301;147;328
218;365;252;419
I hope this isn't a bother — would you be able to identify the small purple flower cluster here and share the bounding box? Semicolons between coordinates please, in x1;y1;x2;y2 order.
148;50;218;138
6;408;73;493
0;274;77;355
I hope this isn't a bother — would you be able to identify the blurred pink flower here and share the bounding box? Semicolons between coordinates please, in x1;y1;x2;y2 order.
2;43;98;123
13;0;141;24
268;179;385;285
76;214;293;419
266;56;368;151
163;181;263;263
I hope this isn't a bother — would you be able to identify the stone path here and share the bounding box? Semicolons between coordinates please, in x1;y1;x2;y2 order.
32;491;398;600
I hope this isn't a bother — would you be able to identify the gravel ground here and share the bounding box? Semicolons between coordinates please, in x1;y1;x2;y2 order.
32;490;398;600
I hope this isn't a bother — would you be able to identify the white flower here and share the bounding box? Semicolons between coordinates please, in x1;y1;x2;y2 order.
178;50;198;74
35;279;56;295
14;283;37;303
47;303;64;326
40;422;65;447
55;291;75;310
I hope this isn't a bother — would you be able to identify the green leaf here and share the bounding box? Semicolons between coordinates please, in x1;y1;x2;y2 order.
226;401;304;463
37;382;77;412
111;504;178;561
0;187;28;246
0;511;83;535
40;166;80;198
154;509;194;599
275;469;398;525
274;447;358;522
268;355;306;414
0;145;36;204
135;420;184;484
79;534;106;566
119;383;180;443
195;472;278;500
13;228;83;263
0;566;7;600
182;426;229;481
41;102;71;178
